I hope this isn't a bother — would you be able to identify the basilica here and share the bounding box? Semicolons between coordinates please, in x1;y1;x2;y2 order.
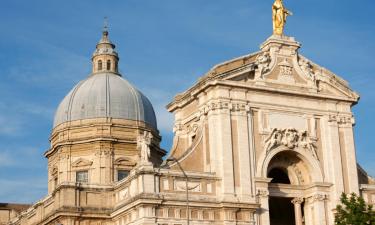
1;2;375;225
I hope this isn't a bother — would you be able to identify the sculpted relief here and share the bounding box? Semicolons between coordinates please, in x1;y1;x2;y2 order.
264;128;318;160
255;51;271;79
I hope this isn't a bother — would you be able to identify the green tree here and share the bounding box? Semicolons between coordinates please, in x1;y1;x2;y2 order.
335;192;375;225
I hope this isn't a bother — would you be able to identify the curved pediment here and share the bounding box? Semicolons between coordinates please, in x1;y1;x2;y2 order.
114;157;136;166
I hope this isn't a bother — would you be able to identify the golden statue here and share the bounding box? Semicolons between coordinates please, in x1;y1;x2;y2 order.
272;0;292;35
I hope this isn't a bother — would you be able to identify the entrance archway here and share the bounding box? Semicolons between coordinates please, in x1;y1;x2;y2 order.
266;151;312;225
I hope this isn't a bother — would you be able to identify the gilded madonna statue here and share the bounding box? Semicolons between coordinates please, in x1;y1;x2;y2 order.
272;0;292;35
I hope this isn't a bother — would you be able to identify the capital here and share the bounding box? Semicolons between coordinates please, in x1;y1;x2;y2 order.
291;197;304;205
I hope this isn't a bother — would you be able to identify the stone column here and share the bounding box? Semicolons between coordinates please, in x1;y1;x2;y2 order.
291;197;304;225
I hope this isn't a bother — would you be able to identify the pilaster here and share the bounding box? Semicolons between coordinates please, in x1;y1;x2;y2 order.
324;115;345;204
231;103;253;202
338;115;359;194
207;100;236;200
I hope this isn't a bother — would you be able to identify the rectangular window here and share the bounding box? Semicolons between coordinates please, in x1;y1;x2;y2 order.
117;170;129;181
76;170;88;183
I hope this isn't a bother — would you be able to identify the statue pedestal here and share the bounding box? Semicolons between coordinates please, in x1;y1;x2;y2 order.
260;35;301;54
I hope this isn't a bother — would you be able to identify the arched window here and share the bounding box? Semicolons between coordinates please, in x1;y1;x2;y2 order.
98;60;103;71
107;60;111;70
115;61;118;72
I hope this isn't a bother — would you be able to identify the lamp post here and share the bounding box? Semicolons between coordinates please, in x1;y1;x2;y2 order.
166;157;189;225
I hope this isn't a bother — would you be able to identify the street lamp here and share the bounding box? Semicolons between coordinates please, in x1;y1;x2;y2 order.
165;157;190;225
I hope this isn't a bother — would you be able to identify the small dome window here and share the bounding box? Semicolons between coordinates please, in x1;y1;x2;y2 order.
107;60;111;70
98;60;103;71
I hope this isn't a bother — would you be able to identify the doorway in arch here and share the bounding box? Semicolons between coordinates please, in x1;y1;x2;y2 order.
269;196;295;225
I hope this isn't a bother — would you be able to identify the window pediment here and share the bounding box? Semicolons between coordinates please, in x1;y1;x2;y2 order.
72;158;93;168
114;157;135;167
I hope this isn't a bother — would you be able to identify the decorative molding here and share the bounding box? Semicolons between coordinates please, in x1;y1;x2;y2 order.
114;157;135;167
264;128;318;160
174;180;201;192
198;100;252;117
312;194;327;202
338;115;354;126
229;102;248;112
94;149;112;156
71;158;93;168
291;197;304;205
328;114;354;126
307;194;327;204
257;189;269;197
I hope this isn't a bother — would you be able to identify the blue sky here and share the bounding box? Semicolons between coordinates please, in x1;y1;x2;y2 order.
0;0;374;203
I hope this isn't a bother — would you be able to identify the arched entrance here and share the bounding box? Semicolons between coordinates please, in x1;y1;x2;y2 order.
267;151;311;225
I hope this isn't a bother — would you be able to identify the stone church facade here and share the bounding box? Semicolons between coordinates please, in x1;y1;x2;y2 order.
1;15;375;225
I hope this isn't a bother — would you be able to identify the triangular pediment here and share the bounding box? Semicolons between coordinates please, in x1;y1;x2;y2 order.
72;158;93;167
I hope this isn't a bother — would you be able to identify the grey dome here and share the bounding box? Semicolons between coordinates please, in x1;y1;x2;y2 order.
53;73;157;129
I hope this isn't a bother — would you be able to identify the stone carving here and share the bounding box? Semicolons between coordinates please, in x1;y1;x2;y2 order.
257;189;269;197
203;101;252;114
328;114;337;122
338;116;354;125
229;103;247;112
312;194;327;202
298;58;315;81
264;128;284;151
255;51;271;79
137;131;153;164
264;128;318;160
299;131;318;159
279;59;293;76
95;149;112;156
291;197;304;205
329;114;354;126
278;59;295;83
173;123;183;132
